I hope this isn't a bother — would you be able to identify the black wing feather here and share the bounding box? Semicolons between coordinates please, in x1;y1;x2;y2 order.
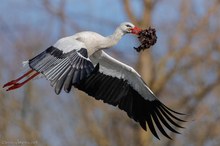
64;68;74;93
154;108;181;133
55;70;69;94
151;111;171;139
74;71;185;139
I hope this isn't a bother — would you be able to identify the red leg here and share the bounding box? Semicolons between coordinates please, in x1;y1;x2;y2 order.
3;70;34;88
6;72;40;91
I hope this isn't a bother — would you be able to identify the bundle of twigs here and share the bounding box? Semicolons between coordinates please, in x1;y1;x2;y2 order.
134;27;157;52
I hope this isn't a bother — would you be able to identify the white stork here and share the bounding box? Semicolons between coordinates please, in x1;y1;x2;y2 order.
3;22;185;139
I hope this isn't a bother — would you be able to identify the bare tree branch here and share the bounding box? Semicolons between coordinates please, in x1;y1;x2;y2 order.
122;0;139;25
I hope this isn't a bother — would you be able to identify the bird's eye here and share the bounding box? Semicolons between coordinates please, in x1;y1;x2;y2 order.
126;24;132;28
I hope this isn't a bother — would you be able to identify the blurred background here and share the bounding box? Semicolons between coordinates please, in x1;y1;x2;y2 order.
0;0;220;146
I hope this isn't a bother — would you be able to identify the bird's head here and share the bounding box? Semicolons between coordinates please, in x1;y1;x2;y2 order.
120;22;142;35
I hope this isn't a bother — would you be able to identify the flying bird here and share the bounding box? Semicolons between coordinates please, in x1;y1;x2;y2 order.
3;22;185;139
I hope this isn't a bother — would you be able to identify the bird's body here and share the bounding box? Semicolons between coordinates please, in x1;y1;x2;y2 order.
55;31;104;55
3;22;185;139
55;24;126;56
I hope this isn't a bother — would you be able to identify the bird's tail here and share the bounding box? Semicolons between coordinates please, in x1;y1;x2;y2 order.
3;69;40;91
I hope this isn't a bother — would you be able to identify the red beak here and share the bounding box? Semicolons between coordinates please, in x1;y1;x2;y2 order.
131;26;142;35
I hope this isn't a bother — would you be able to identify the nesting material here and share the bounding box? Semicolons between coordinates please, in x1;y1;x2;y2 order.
134;27;157;52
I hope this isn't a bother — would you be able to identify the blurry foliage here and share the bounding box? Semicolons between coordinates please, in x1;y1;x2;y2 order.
0;0;220;146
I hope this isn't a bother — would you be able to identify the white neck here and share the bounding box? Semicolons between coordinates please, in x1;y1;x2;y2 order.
99;27;125;49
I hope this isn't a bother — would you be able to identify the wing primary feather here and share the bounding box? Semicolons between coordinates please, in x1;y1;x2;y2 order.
160;106;186;122
43;58;61;75
45;58;65;76
55;67;71;94
161;104;186;115
146;115;160;140
46;58;68;79
139;121;147;131
69;54;79;66
80;68;86;81
34;56;52;71
29;51;47;67
158;106;185;128
49;63;70;86
151;111;172;139
64;68;74;93
38;57;57;72
80;58;85;69
50;59;70;81
72;69;80;84
155;108;181;133
84;62;91;75
76;57;83;69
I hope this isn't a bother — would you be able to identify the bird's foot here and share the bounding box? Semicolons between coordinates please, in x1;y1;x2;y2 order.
6;83;23;91
3;80;19;88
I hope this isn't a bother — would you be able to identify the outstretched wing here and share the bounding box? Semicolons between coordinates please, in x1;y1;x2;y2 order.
74;50;185;139
28;39;97;94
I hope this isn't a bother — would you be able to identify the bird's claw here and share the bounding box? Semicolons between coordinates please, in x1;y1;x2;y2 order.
3;80;18;88
6;83;23;91
3;80;23;91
